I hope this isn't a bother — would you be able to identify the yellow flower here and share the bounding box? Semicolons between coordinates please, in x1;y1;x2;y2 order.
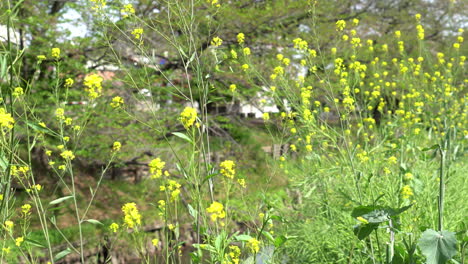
0;108;15;129
352;18;359;26
247;238;260;253
13;87;24;97
356;216;368;224
51;48;60;59
4;220;14;231
401;185;414;199
2;247;10;255
415;13;421;21
229;84;237;92
243;47;251;55
211;36;223;47
206;201;226;222
110;96;124;108
394;30;401;38
58;165;66;170
90;0;106;10
112;141;121;152
230;49;238;59
416;24;425;40
60;150;75;160
180;107;197;129
121;4;135;18
237;178;246;188
149;158;165;179
241;64;249;71
388;156;397;164
64;78;74;88
293;38;308;50
122;202;141;229
84;74;103;99
21;204;31;215
152;238;159;247
404;172;414;181
237;33;245;44
37;55;46;61
15;237;24;247
262;113;270;121
131;28;143;40
65;118;73;125
109;222;119;232
207;0;220;7
336;20;346;31
228;245;241;264
220;160;235;179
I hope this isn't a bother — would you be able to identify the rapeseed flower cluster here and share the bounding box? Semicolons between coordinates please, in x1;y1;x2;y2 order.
122;202;141;229
51;48;60;59
160;180;181;201
247;237;260;253
0;109;15;130
149;158;165;179
220;160;235;178
110;96;124;108
131;28;143;40
121;4;135;18
206;201;226;222
83;74;103;99
211;36;223;47
180;106;197;128
237;33;245;44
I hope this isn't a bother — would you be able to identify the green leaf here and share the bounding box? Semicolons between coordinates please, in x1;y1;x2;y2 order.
261;230;274;243
49;195;74;205
235;234;253;241
0;154;8;171
421;144;440;152
187;204;198;219
172;132;193;144
418;229;457;264
54;248;72;261
351;206;377;218
84;219;103;225
26;121;57;136
274;235;287;247
25;238;46;248
353;223;379;240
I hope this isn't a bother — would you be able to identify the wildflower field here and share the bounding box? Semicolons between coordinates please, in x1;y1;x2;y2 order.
0;0;467;263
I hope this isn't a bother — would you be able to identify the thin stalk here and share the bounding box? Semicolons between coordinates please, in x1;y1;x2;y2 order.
438;146;445;232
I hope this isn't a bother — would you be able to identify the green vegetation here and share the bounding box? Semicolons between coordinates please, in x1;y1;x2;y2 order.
0;0;466;263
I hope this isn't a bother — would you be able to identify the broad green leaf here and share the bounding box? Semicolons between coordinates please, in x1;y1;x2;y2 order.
353;223;379;240
418;229;457;264
351;206;377;218
49;195;74;205
274;235;287;247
